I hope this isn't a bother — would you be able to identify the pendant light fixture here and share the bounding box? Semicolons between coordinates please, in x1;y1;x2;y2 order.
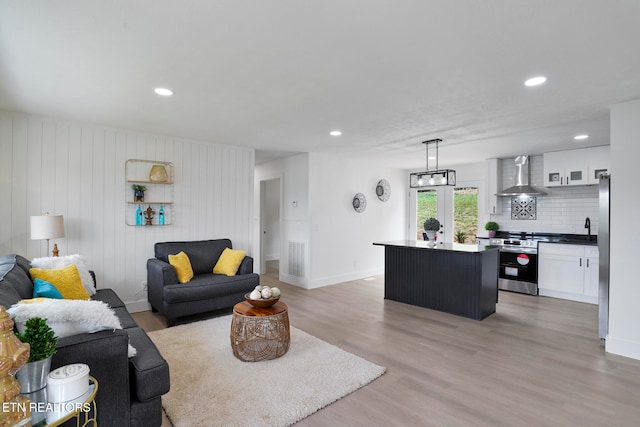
409;138;456;188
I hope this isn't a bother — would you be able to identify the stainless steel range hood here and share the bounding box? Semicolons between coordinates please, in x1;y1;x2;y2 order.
496;156;546;197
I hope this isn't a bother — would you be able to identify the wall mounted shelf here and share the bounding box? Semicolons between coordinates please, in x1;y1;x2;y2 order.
125;159;174;226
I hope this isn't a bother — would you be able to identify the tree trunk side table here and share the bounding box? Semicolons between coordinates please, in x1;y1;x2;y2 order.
230;301;290;362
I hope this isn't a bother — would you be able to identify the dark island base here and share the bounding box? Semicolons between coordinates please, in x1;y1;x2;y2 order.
381;244;499;320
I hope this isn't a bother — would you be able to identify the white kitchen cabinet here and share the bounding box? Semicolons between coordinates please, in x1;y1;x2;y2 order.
485;158;502;214
538;243;599;304
543;145;609;187
586;146;610;185
543;150;588;187
583;246;600;297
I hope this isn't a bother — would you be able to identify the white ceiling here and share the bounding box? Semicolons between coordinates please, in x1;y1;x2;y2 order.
1;1;639;169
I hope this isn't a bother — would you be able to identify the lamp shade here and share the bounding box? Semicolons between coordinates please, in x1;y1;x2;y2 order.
30;214;65;240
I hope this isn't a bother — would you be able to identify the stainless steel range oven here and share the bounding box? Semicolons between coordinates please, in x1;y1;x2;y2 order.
490;234;548;296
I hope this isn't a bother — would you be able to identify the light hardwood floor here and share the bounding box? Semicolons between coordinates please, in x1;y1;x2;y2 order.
133;267;640;426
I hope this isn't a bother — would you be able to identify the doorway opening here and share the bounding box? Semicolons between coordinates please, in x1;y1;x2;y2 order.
260;178;281;274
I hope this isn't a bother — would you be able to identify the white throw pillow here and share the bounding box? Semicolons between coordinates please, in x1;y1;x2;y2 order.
8;299;136;357
31;254;96;296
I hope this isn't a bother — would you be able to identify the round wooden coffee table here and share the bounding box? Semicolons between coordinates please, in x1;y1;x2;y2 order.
230;301;290;362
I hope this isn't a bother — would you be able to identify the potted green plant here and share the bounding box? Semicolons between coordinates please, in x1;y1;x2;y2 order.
455;230;466;244
15;317;58;393
131;184;147;202
423;218;440;245
484;221;499;237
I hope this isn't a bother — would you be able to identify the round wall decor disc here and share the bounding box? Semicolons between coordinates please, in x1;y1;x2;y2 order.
352;193;366;213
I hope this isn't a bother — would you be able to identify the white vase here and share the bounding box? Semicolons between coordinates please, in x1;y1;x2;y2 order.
425;230;437;245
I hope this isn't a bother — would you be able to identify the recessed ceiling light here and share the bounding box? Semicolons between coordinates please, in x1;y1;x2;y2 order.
330;130;342;136
428;156;437;160
524;76;547;87
154;87;174;96
574;134;589;140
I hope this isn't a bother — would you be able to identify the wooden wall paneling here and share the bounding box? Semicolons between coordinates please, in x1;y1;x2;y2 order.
66;124;82;256
198;143;208;237
79;124;94;263
1;110;255;310
0;114;13;255
101;128;116;290
112;130;128;291
26;117;43;257
240;149;253;252
206;143;216;239
221;146;231;239
213;144;223;238
92;126;106;285
11;115;28;256
172;139;184;234
54;121;69;254
123;132;138;302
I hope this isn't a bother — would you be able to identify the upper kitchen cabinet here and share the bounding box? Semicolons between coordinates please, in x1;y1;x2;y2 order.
585;145;610;184
485;158;502;214
543;145;609;187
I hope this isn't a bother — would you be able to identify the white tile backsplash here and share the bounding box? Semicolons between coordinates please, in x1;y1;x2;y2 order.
490;155;599;234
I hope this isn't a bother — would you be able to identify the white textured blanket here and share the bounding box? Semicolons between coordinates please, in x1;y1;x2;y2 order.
9;299;136;357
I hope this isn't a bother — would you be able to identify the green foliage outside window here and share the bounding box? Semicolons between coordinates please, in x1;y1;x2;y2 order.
454;187;478;244
417;190;437;239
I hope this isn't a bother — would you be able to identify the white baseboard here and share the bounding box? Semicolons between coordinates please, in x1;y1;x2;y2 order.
308;267;385;289
279;273;307;288
606;335;640;361
538;288;597;305
126;300;152;313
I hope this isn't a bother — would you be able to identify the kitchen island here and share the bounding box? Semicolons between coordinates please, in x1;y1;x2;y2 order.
373;240;499;320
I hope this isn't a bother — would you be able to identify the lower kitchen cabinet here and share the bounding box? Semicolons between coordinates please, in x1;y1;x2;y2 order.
538;243;599;304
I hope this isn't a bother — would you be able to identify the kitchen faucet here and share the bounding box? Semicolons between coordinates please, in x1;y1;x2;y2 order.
584;217;591;241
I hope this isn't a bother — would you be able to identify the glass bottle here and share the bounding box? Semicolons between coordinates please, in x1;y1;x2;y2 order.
159;205;165;225
136;205;143;226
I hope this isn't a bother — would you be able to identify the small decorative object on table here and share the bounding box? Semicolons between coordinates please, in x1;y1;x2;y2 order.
484;221;500;238
131;184;147;202
423;217;440;246
246;285;281;308
47;363;90;403
15;317;58;393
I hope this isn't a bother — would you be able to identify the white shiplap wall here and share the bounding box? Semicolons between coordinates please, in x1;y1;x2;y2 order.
0;110;254;311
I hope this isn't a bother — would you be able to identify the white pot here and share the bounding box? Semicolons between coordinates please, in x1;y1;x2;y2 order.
47;363;90;402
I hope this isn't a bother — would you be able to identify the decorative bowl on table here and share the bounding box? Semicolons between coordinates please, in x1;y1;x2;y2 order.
244;293;280;308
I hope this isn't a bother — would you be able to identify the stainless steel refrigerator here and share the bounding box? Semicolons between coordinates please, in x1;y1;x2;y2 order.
599;173;610;342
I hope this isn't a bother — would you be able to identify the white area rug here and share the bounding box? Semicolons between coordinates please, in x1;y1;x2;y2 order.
148;315;386;427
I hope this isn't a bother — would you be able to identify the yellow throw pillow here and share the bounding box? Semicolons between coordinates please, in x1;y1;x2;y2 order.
29;264;90;300
213;248;246;276
168;251;194;283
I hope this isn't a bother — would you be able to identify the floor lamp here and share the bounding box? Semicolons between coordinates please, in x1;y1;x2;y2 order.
30;213;65;257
